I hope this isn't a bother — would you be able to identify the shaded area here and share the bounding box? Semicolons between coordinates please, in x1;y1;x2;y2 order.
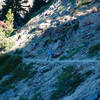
23;0;54;25
0;0;54;27
51;66;92;100
0;54;37;94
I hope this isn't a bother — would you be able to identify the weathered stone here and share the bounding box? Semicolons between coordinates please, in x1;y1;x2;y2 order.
52;51;64;58
76;0;95;6
39;65;52;73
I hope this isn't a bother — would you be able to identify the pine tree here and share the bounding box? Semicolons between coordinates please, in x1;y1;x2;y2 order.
1;0;29;26
0;9;14;37
2;0;29;15
5;9;14;36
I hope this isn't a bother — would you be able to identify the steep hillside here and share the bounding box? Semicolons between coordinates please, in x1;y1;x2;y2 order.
0;0;100;100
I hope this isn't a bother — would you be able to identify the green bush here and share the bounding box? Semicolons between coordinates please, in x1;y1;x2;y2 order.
59;46;83;60
0;54;22;93
51;66;92;100
0;38;15;51
78;0;88;7
88;43;100;57
0;54;22;79
0;54;37;94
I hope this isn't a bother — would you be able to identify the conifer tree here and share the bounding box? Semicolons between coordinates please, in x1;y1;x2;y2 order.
1;0;29;26
2;0;29;15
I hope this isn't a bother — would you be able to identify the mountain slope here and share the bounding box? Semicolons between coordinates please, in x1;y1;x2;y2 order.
0;0;100;100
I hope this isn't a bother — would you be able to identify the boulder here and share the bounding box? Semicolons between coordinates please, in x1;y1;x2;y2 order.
52;40;62;51
52;51;64;58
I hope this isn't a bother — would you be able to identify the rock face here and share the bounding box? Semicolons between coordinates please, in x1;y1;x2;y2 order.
1;0;100;100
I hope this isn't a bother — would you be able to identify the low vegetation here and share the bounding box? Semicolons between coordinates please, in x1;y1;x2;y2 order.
0;54;22;79
51;66;92;100
20;97;28;100
31;93;41;100
0;38;15;52
78;0;89;7
73;21;79;31
88;43;100;57
59;46;83;60
0;54;37;94
69;0;75;4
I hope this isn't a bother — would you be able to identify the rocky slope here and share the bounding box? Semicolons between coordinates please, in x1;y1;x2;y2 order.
0;0;100;100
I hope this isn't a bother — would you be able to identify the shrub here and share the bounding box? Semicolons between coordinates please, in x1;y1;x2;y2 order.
0;54;22;79
73;21;79;31
19;97;28;100
0;54;37;94
0;38;15;51
69;0;75;4
88;43;100;57
31;93;41;100
0;54;22;93
51;66;92;100
78;0;89;7
59;46;83;60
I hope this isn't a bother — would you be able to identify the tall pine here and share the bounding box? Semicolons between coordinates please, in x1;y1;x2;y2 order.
2;0;29;26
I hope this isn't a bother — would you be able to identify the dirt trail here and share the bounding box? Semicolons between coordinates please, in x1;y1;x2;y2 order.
24;58;100;64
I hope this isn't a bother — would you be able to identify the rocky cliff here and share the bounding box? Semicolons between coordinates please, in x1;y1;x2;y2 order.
0;0;100;100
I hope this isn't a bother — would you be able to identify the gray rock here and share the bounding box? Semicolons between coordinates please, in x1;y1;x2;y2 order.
39;65;52;73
